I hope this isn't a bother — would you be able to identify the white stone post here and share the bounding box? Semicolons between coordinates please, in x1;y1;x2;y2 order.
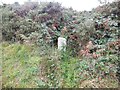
58;37;66;51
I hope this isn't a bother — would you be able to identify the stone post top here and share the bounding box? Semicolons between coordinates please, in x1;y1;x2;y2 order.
58;36;65;39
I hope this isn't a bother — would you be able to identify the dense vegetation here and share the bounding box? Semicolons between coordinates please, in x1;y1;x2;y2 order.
1;0;120;88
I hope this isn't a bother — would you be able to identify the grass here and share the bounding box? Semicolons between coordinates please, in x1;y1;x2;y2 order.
2;42;118;88
2;42;41;88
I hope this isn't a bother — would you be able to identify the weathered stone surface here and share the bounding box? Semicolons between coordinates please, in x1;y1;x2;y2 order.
58;37;66;51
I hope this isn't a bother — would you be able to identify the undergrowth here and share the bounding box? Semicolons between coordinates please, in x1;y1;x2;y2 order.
2;42;118;88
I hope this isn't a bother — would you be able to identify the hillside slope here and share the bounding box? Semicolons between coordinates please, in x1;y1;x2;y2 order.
1;1;120;88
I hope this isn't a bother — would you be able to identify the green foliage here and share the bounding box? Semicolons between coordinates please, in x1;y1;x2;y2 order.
2;42;118;88
60;57;79;87
2;43;41;88
1;1;119;88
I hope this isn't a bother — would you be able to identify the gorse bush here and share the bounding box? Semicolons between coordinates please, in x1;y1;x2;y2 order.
1;1;119;53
